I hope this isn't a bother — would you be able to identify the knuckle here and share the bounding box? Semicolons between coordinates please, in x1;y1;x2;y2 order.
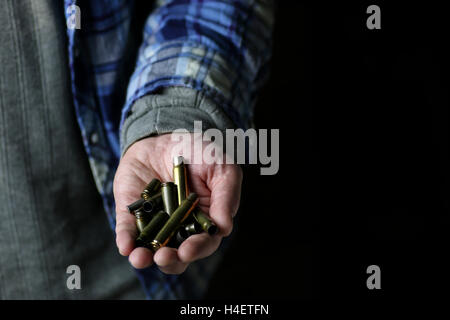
221;224;233;237
222;218;234;236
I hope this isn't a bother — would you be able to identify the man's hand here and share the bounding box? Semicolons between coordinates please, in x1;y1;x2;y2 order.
113;133;242;274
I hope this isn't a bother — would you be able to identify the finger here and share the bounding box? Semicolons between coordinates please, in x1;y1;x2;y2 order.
114;172;142;256
177;233;222;263
153;247;189;274
209;165;243;237
128;247;154;269
115;211;137;256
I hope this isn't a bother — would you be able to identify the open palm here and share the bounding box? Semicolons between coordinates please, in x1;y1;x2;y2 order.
113;133;242;274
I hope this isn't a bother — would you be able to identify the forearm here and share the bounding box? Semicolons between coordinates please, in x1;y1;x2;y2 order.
120;0;275;143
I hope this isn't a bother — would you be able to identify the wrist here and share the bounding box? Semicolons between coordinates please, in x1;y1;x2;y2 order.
120;87;236;157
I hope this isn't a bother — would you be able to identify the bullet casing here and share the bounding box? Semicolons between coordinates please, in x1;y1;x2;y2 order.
175;221;201;244
142;192;163;213
193;208;218;235
150;193;199;251
161;182;178;215
127;198;145;213
184;221;203;235
136;210;169;247
141;178;161;200
128;179;161;212
135;210;151;233
166;226;186;248
173;156;188;205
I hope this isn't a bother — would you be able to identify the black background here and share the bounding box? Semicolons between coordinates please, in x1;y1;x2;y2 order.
206;1;450;300
206;0;318;299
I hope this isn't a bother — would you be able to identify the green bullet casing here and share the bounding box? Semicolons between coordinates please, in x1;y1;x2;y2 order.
136;210;169;247
141;178;162;200
135;209;151;233
127;198;145;213
150;193;199;251
193;208;218;235
173;156;218;235
173;221;202;246
161;182;178;215
127;178;161;213
132;157;213;249
142;192;163;213
184;221;203;235
173;156;188;205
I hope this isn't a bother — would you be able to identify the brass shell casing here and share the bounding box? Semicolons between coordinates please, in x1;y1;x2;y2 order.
142;192;163;213
150;239;162;251
184;221;203;235
135;210;151;233
174;221;202;245
150;193;199;251
161;182;178;215
128;179;161;212
136;210;169;247
173;156;188;205
127;198;145;214
193;208;218;235
141;178;161;200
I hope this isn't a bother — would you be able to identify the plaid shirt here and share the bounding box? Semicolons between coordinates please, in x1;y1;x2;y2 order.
63;0;273;299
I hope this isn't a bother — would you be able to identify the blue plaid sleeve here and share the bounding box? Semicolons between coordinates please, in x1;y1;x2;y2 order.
121;0;274;131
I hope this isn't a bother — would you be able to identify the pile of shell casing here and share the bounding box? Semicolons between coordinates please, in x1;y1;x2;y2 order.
126;156;218;252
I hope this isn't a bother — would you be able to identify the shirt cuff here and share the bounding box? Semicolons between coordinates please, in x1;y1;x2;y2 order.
120;87;236;157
